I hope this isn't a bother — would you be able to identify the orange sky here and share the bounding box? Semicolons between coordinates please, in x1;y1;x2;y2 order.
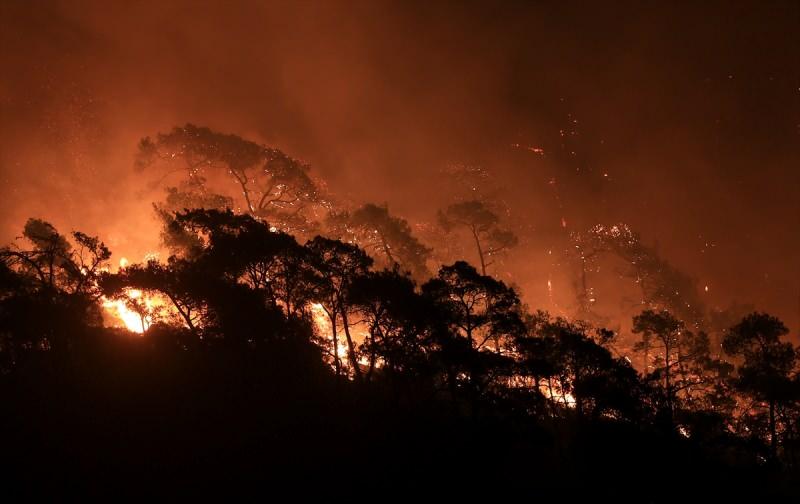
1;0;798;334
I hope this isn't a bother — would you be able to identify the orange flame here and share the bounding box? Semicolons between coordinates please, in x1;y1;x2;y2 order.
102;288;159;333
101;258;163;333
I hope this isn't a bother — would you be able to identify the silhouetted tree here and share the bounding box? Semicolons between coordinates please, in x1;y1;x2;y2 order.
597;223;704;326
438;200;518;276
567;225;610;319
348;269;431;381
329;203;432;279
633;309;732;430
707;302;756;355
723;312;798;463
0;219;110;355
1;218;110;296
633;310;683;417
153;178;234;255
164;209;312;317
516;313;646;420
423;261;524;354
137;124;327;235
305;236;373;379
2;210;796;495
102;258;208;335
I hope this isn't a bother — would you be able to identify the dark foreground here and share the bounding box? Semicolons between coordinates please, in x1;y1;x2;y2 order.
2;333;795;500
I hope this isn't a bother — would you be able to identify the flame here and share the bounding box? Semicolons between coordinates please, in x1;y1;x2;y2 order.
309;302;373;372
310;302;349;363
540;381;576;407
102;257;168;333
102;289;155;333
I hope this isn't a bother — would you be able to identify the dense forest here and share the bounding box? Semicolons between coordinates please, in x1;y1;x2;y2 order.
1;125;799;498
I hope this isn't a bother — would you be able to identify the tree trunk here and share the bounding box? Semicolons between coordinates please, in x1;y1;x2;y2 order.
366;328;376;383
167;295;197;336
329;311;341;377
471;226;487;276
378;234;397;267
547;378;557;417
340;305;362;382
366;321;382;382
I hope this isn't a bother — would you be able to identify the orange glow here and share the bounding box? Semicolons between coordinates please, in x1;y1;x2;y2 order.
540;381;576;408
101;258;164;333
102;289;158;333
310;302;349;366
309;302;373;372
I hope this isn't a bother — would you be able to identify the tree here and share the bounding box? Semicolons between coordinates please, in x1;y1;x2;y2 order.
438;200;518;276
567;225;611;319
164;208;312;317
632;309;684;424
101;258;209;336
423;261;524;354
347;269;431;381
101;208;318;351
0;219;110;358
633;309;731;430
153;178;234;255
515;313;645;420
136;124;326;235
328;203;432;279
596;223;704;326
419;262;524;406
707;302;756;355
1;218;110;296
723;312;798;463
305;236;373;379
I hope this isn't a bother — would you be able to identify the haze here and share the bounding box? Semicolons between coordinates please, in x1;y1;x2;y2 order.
1;0;798;332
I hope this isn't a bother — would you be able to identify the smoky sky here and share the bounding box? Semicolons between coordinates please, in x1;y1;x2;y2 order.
1;0;798;331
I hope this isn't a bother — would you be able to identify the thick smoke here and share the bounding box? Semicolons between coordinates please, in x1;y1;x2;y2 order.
1;0;798;332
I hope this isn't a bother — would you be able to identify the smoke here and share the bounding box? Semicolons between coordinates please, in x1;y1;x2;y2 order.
1;0;798;332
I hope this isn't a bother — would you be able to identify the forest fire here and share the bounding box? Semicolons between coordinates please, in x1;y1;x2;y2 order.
309;302;348;363
102;289;156;334
100;258;165;334
309;302;373;372
540;383;577;408
1;0;799;497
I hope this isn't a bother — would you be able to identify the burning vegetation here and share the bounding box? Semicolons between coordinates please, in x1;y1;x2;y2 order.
2;1;799;496
1;124;799;497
